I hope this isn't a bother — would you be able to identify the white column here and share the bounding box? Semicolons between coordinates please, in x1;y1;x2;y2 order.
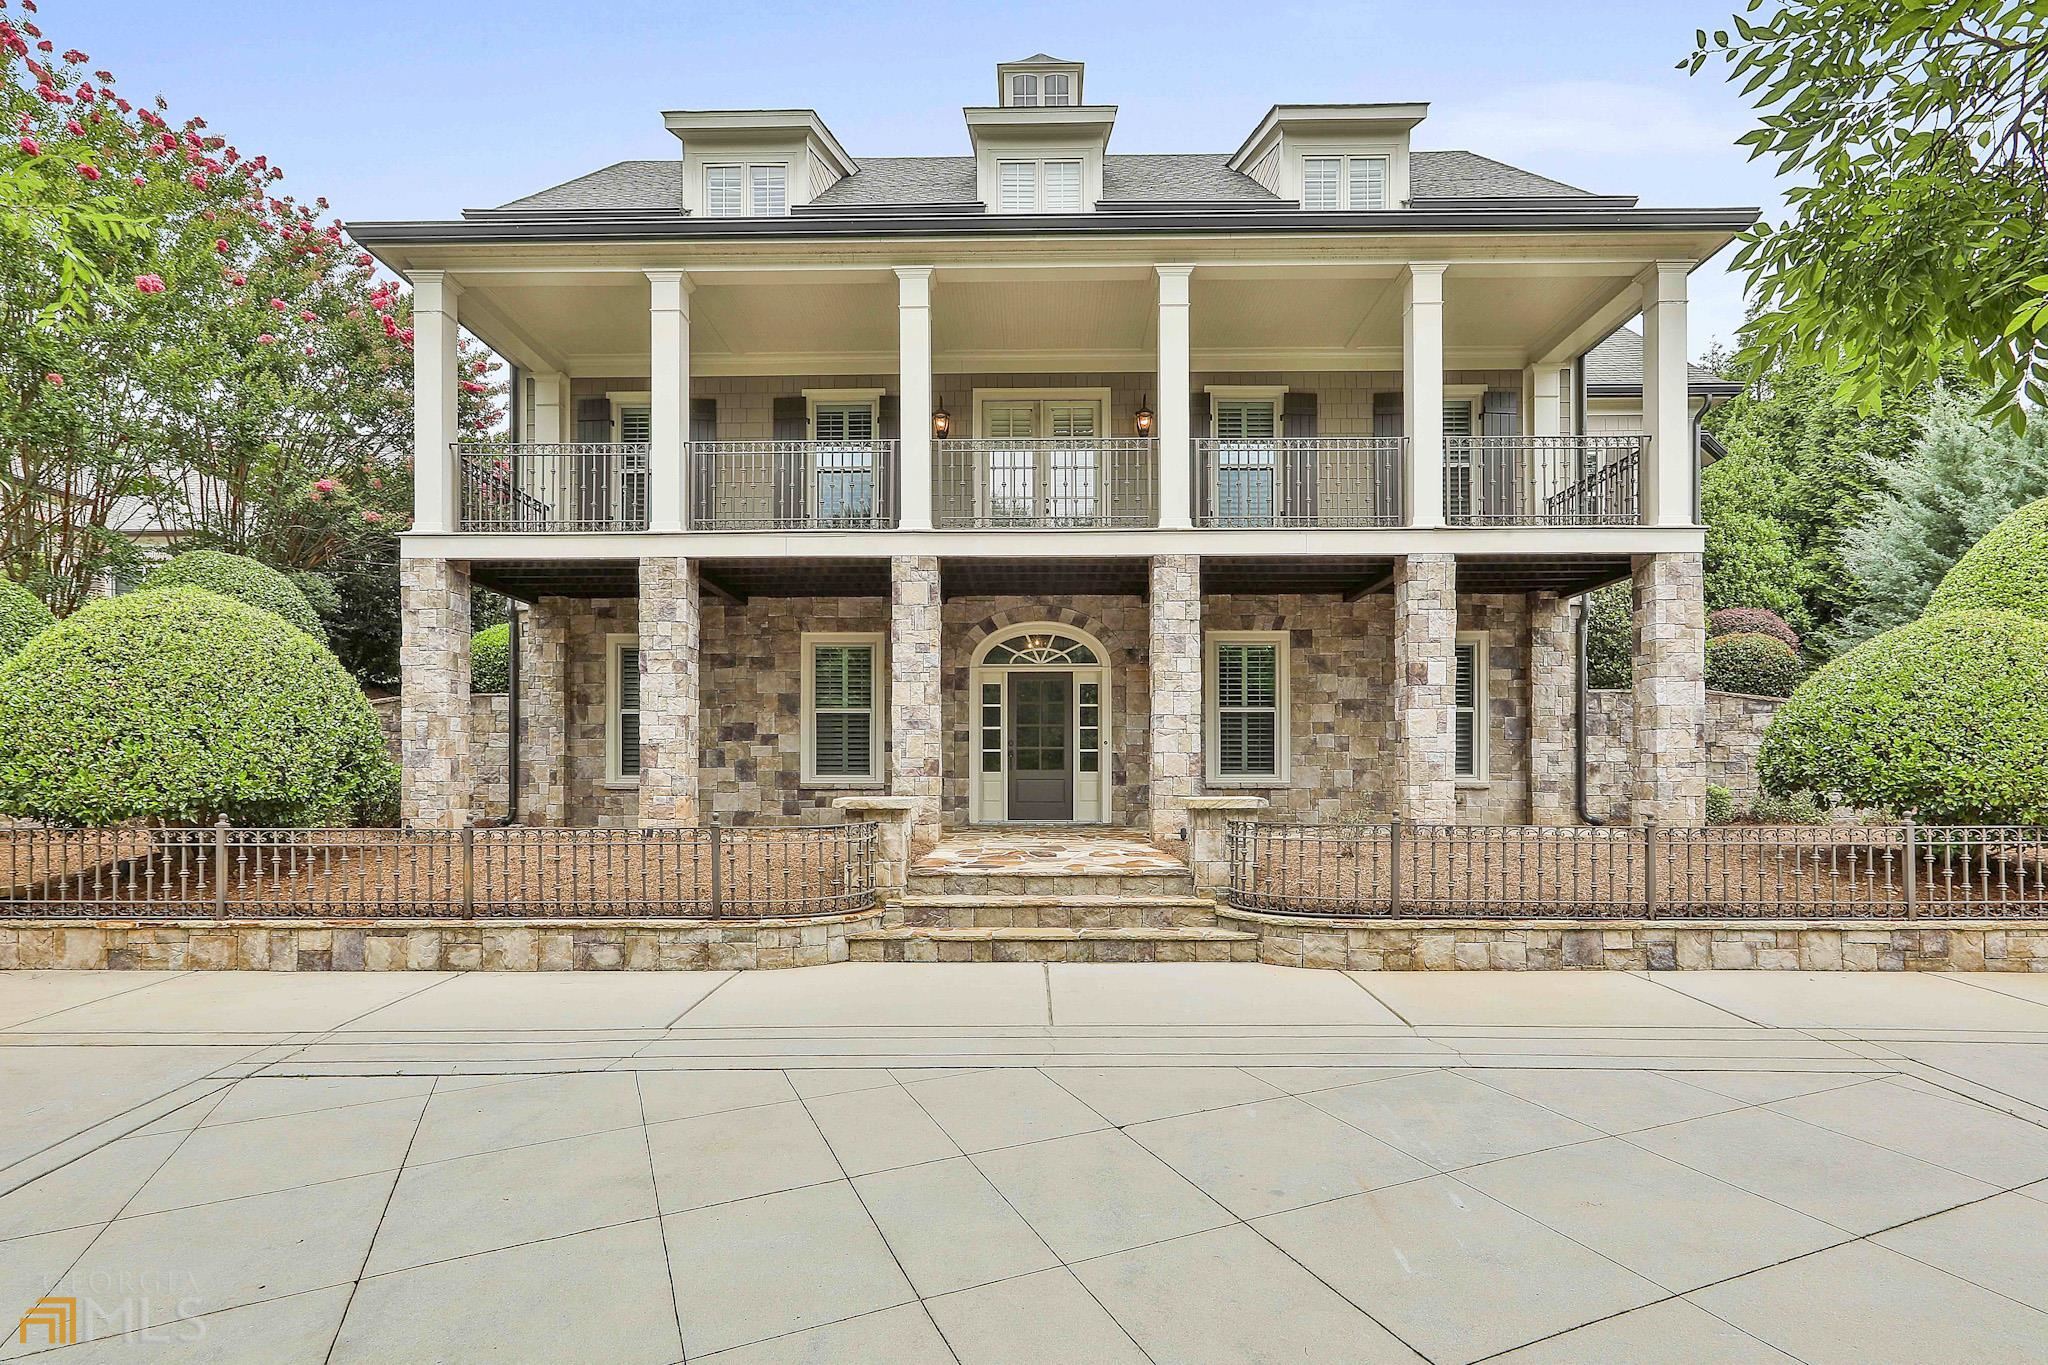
896;268;934;531
411;271;461;534
1640;260;1692;527
1402;263;1447;528
529;371;567;444
646;270;691;533
1529;364;1565;438
1156;265;1194;529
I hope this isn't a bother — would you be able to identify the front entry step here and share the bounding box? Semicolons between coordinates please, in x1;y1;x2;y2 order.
889;895;1221;930
911;829;1196;898
847;926;1256;964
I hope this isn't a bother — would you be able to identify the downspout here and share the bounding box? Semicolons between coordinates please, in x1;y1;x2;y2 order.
503;608;521;825
1574;601;1604;826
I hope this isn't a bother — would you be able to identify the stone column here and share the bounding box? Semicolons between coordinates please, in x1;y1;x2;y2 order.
637;557;700;826
517;599;571;826
1148;554;1203;846
400;557;472;828
410;272;460;534
1527;592;1576;825
1155;266;1194;529
896;268;934;531
1402;263;1447;528
1640;260;1693;528
1632;552;1707;825
890;556;943;851
1394;553;1457;824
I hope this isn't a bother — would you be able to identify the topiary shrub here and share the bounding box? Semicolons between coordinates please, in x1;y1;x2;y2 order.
1706;784;1736;825
0;579;55;664
1707;606;1800;654
1758;609;2048;824
1925;496;2048;624
0;588;397;827
471;623;510;693
138;550;327;642
1705;632;1806;697
1583;582;1632;689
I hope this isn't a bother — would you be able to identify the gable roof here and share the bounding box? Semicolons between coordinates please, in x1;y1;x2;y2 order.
1584;327;1740;394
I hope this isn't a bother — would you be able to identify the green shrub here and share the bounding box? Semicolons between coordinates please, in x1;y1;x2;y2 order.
1706;784;1736;825
1742;790;1829;825
0;580;55;664
138;550;327;642
1707;607;1800;654
287;569;343;622
1924;496;2048;624
472;622;510;693
1758;610;2048;824
0;588;396;827
1583;582;1632;689
1705;632;1806;697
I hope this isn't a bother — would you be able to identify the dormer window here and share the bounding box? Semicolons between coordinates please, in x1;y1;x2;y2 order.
997;158;1082;212
704;162;787;217
1301;155;1389;210
1009;73;1040;107
1041;73;1072;106
1000;61;1082;107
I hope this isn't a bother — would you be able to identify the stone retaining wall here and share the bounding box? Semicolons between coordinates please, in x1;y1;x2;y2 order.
1587;688;1780;822
1218;907;2048;972
0;911;883;972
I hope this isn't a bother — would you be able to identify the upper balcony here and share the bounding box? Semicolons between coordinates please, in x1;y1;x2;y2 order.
413;256;1705;543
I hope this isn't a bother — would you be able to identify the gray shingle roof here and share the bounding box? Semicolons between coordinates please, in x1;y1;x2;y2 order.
1585;327;1733;391
492;148;1599;213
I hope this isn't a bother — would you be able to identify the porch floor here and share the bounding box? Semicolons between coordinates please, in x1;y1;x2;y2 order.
917;828;1187;876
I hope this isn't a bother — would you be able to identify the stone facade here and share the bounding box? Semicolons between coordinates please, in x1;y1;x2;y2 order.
399;557;472;828
890;556;943;849
636;556;700;827
1587;688;1782;823
1148;555;1203;845
519;601;570;826
1527;594;1576;825
1631;552;1708;826
1394;553;1457;823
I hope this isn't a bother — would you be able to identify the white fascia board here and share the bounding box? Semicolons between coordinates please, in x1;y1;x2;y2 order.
964;104;1117;145
1229;103;1430;172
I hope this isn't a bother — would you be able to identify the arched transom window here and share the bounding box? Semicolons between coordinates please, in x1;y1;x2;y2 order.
982;632;1098;666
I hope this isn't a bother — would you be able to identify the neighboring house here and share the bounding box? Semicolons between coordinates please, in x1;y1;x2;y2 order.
349;55;1756;840
1581;327;1744;477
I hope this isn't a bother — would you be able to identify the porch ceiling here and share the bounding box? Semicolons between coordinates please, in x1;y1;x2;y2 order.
1456;554;1633;596
1201;556;1395;596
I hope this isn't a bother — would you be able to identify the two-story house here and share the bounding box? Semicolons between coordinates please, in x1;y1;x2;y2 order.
350;56;1757;850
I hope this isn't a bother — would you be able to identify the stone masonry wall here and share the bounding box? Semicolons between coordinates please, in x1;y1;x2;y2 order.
1587;689;1782;824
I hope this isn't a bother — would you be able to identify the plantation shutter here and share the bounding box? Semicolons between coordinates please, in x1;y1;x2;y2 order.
1301;156;1341;211
1214;641;1281;779
749;164;786;217
1042;160;1082;211
615;405;652;528
811;643;876;779
704;165;743;217
1454;640;1480;779
772;396;807;526
1443;399;1475;522
616;645;642;777
1282;391;1318;522
1348;156;1388;209
998;161;1035;211
1479;388;1521;522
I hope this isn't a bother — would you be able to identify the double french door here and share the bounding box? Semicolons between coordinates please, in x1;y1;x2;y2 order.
980;398;1103;525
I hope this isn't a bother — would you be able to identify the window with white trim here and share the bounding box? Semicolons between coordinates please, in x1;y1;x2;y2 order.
1009;73;1040;106
810;401;878;526
703;163;786;217
1206;633;1289;784
615;403;651;527
1442;396;1478;521
1212;398;1279;526
1301;154;1390;210
803;635;882;784
608;639;641;781
1040;72;1072;106
1454;634;1488;781
995;159;1082;212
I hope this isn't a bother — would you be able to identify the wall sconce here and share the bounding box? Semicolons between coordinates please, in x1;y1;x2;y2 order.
1133;397;1154;438
932;402;951;439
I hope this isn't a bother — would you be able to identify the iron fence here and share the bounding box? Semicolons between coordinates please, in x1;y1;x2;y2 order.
935;438;1157;528
1445;434;1644;527
457;443;652;532
0;822;878;920
1193;437;1404;528
1226;820;2048;919
690;440;898;530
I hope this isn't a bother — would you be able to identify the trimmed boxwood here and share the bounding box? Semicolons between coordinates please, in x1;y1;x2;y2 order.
1706;784;1736;825
0;588;397;827
1758;609;2048;824
0;579;55;663
1707;606;1800;654
1925;496;2048;623
1705;632;1806;698
139;549;327;642
472;622;510;693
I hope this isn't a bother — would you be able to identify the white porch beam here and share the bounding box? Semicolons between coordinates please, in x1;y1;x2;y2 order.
896;268;935;532
1156;265;1195;530
411;271;461;535
1639;260;1693;527
645;270;692;534
1402;263;1447;529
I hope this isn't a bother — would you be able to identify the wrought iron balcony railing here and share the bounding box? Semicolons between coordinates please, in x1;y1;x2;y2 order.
1446;434;1645;528
457;443;650;532
1193;436;1405;528
935;437;1156;529
690;440;898;530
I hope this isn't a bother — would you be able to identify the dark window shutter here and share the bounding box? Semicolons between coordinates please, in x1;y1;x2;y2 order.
876;397;900;525
1372;391;1403;521
689;398;718;441
573;398;613;523
1282;391;1318;523
772;396;807;525
1480;389;1522;521
689;399;718;525
574;397;612;442
1189;391;1213;523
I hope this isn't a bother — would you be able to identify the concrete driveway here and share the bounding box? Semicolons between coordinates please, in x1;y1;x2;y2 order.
3;965;2048;1362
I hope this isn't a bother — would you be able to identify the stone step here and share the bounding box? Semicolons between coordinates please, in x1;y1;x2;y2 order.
905;868;1197;897
847;925;1257;964
888;894;1221;931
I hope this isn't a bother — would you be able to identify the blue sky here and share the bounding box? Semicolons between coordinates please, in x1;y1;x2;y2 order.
56;0;1777;355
